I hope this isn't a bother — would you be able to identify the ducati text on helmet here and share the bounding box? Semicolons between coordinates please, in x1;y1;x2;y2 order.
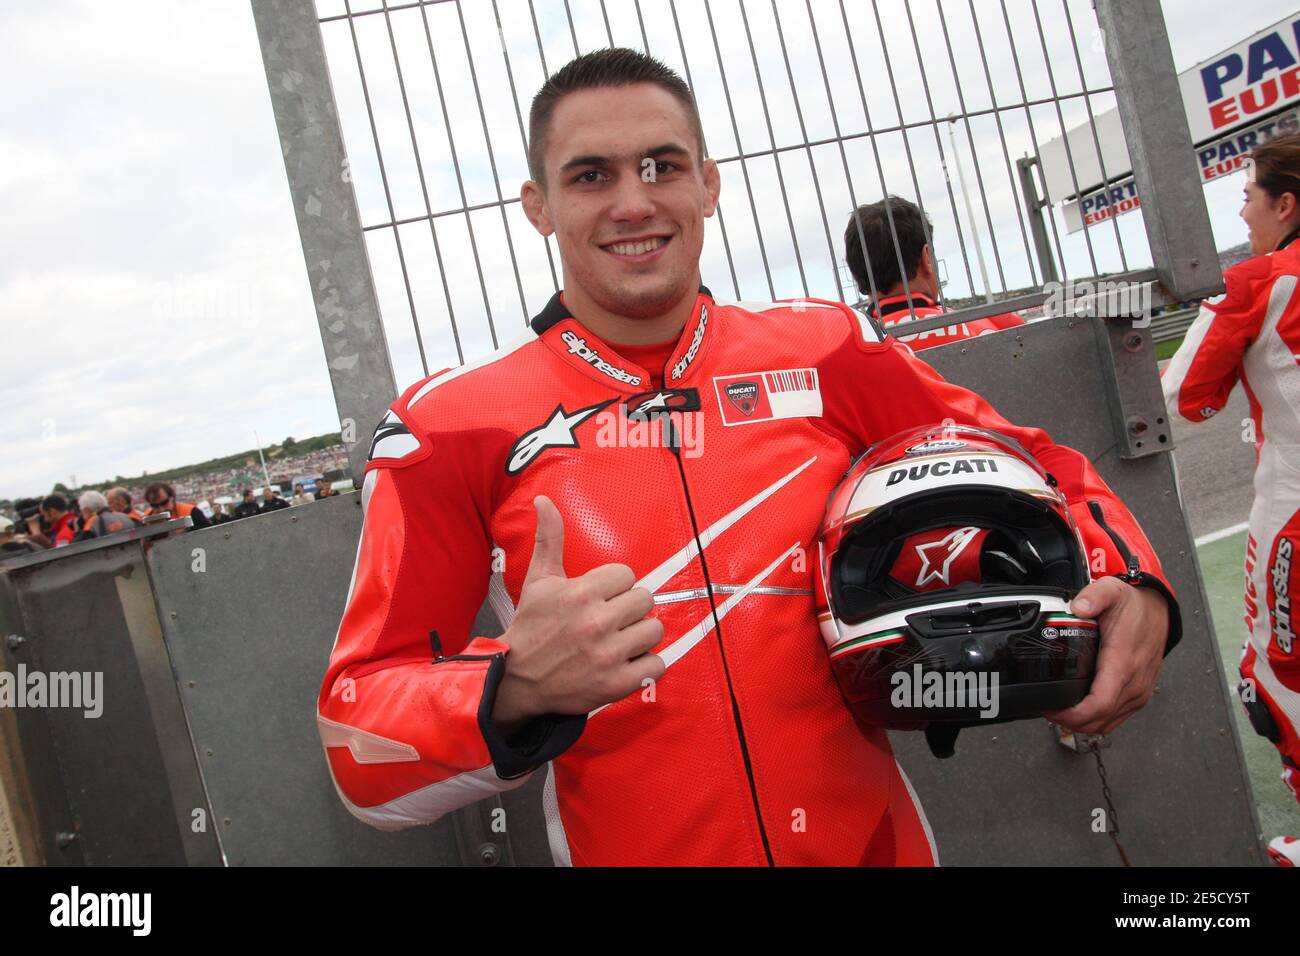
813;424;1098;757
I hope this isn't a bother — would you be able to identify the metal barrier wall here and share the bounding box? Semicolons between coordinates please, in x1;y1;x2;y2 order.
0;521;222;866
144;494;464;865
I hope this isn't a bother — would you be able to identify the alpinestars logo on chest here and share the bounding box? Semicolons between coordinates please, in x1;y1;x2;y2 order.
506;400;614;475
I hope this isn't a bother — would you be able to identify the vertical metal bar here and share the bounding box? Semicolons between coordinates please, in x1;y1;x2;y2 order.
934;0;1008;291
769;0;845;298
803;0;885;320
527;0;549;74
377;0;465;365
836;0;920;323
866;0;941;303
1018;157;1059;284
998;0;1070;282
562;0;581;55
527;0;566;290
342;0;430;375
598;0;615;47
1093;0;1221;299
252;0;397;483
449;0;532;325
1029;0;1101;278
503;0;560;294
1060;0;1128;271
901;2;979;299
633;0;650;53
701;0;776;299
413;0;501;348
965;0;1039;286
667;0;742;300
737;1;809;296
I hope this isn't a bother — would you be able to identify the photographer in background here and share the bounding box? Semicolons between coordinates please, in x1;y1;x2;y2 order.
25;494;78;548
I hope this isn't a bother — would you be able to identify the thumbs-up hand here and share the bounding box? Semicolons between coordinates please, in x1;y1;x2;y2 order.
492;496;665;735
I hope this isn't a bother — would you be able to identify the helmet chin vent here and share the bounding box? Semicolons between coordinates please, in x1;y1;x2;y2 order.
905;600;1041;638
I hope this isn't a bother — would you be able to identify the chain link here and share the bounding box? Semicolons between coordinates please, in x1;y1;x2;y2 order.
1090;740;1130;866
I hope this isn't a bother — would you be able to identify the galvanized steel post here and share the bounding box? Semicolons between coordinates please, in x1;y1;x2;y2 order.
1094;0;1224;301
251;0;397;482
1017;156;1059;286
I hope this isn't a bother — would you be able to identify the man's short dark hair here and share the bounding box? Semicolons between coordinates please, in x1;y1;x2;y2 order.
844;196;933;296
144;481;174;501
528;47;705;187
41;494;68;513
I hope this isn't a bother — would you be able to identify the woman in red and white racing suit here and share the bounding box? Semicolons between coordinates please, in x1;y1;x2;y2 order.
1162;134;1300;864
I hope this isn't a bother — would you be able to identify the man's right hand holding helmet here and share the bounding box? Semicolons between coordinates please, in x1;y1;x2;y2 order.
491;495;667;737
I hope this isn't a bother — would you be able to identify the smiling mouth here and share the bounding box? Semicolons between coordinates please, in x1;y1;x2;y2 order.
603;236;671;257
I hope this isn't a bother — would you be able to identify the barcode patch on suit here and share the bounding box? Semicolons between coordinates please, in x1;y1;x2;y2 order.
714;367;822;426
765;369;818;393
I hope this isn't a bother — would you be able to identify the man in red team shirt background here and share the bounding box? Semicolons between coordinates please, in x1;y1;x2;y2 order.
318;48;1176;866
844;195;1024;348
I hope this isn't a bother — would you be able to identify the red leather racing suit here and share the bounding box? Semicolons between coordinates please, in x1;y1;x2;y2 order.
871;292;1025;350
318;286;1180;865
1162;239;1300;800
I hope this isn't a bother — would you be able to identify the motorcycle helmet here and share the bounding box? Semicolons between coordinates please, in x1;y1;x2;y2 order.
814;423;1098;757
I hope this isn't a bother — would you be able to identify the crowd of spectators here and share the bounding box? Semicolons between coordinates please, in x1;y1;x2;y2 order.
1;447;350;560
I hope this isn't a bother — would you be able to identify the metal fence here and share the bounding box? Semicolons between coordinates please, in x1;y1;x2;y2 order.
255;0;1221;471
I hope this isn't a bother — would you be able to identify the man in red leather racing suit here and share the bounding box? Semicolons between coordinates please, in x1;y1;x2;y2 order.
318;48;1179;867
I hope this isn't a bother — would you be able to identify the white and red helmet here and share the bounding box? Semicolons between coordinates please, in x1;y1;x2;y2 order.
814;424;1098;755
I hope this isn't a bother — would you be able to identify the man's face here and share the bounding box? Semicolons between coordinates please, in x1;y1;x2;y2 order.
264;488;275;501
522;83;720;321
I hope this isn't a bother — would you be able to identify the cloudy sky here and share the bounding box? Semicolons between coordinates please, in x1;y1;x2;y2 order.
3;0;1297;500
